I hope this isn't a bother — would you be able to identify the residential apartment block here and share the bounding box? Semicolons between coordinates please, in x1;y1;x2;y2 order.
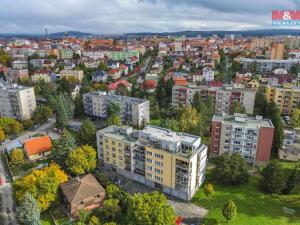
210;114;274;164
60;70;84;82
172;85;256;114
266;84;300;115
83;91;150;127
238;58;300;73
97;125;207;200
103;50;139;61
0;83;36;120
270;42;284;60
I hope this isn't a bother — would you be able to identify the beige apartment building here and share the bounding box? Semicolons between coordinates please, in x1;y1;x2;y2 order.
266;84;300;115
60;70;84;82
97;125;208;200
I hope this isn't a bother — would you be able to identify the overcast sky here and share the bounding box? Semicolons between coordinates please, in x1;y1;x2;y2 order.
0;0;299;34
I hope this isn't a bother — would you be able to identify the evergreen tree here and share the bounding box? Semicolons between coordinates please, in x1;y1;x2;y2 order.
261;160;285;194
55;95;69;129
265;102;284;154
155;77;167;109
222;200;237;222
52;132;77;167
17;192;41;225
213;152;249;185
78;119;96;147
282;166;299;194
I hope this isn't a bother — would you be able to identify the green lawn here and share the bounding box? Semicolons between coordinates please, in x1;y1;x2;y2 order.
40;211;55;225
192;174;300;225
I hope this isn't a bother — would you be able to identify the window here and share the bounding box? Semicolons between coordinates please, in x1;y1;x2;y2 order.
112;140;115;145
112;147;116;152
155;153;163;159
147;166;152;171
146;158;152;163
146;151;152;156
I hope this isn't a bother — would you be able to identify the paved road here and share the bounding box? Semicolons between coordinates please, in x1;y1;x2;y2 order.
0;118;57;225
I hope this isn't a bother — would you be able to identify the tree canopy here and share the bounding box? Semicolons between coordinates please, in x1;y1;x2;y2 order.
66;145;97;176
15;163;68;211
213;152;249;185
260;160;286;194
17;192;41;225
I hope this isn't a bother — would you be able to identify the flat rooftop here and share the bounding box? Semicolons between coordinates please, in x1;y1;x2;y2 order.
85;91;148;103
140;125;200;145
97;125;138;144
213;113;274;128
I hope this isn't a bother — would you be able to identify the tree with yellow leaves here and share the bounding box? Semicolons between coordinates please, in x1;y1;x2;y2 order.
10;148;24;167
15;163;68;211
178;107;202;134
66;145;97;176
0;130;5;142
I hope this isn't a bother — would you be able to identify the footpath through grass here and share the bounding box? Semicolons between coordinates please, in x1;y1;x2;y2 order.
192;172;300;225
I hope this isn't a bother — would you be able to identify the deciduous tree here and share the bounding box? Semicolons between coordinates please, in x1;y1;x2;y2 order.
10;148;24;167
66;145;97;175
0;130;5;142
204;183;214;198
127;192;176;225
15;163;68;211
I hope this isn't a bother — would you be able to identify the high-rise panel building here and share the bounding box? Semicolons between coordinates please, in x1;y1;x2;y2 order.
270;42;285;60
0;83;36;120
172;85;256;114
83;91;150;127
210;114;274;164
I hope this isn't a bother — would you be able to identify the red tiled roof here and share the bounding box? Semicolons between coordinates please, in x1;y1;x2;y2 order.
24;136;52;156
144;80;157;89
174;77;187;86
209;81;223;87
108;80;130;90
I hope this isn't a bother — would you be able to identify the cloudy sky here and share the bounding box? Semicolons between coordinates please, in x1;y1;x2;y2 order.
0;0;299;34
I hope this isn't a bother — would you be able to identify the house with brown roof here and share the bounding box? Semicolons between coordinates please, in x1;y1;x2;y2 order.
60;174;106;216
24;136;52;161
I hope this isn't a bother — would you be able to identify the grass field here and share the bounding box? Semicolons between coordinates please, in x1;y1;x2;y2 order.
192;168;300;225
40;211;55;225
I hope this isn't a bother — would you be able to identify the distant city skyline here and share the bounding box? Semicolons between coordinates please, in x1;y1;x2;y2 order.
0;0;299;34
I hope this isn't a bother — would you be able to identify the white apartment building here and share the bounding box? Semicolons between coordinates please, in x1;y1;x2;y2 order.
211;114;274;164
82;50;104;60
0;83;36;120
238;58;300;73
97;125;207;200
83;91;150;127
